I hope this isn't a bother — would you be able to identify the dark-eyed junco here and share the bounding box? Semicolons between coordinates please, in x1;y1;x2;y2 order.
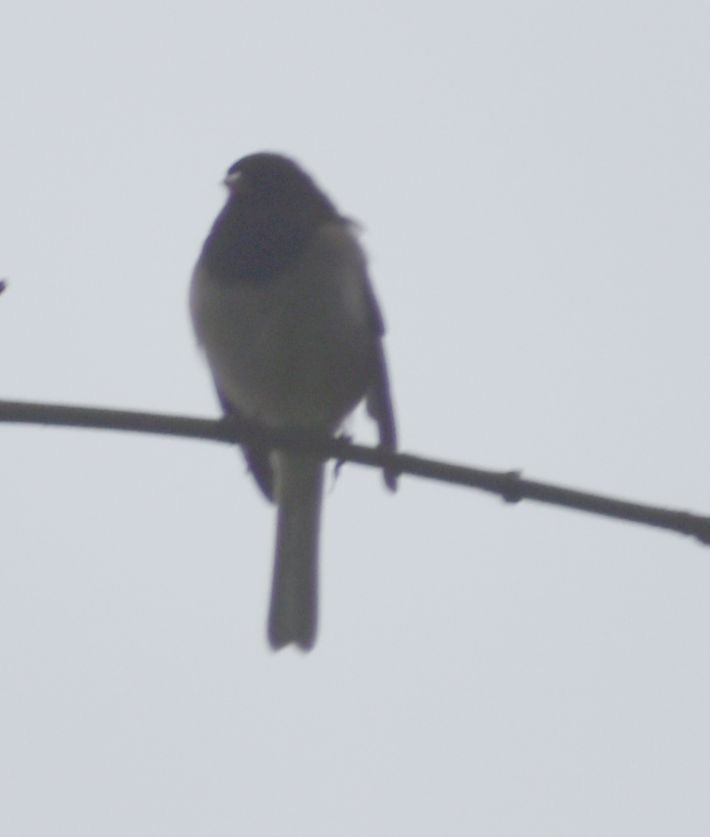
190;152;397;651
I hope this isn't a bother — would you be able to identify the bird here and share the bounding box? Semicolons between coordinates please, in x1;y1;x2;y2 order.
189;152;397;651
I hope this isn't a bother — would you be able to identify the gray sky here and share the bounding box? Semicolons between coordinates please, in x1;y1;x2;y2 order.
2;2;710;835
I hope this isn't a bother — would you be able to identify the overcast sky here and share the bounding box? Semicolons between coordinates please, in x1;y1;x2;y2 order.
1;2;710;835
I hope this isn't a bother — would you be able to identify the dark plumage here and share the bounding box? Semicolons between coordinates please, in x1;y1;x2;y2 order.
200;153;342;284
190;152;397;651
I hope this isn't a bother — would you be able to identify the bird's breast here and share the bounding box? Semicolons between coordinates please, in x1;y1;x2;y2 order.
190;223;376;430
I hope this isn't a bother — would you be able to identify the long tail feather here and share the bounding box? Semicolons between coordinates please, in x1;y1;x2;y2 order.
268;452;324;651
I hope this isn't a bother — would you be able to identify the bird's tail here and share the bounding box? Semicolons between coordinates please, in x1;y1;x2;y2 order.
268;451;324;651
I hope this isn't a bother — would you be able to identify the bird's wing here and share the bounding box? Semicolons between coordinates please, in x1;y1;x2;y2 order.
363;280;398;491
216;385;275;501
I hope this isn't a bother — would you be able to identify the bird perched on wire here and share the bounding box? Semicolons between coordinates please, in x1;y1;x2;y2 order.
190;152;397;651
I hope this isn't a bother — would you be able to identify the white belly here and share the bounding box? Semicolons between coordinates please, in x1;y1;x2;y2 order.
190;223;376;431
